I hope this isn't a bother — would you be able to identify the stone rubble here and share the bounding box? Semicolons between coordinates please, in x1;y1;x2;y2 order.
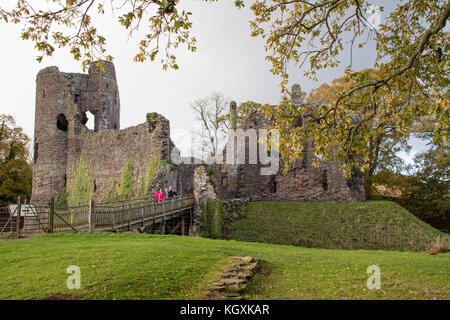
205;256;260;300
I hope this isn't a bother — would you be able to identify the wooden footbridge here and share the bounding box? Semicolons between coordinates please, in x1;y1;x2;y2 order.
9;196;195;237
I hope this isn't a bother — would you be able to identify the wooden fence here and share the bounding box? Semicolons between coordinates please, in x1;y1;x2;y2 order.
46;196;195;233
0;207;23;234
23;205;49;234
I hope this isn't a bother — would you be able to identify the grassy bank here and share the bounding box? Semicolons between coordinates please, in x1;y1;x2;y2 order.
228;201;446;251
0;233;448;300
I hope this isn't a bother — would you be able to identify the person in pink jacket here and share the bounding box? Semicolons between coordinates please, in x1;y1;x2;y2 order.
154;188;166;202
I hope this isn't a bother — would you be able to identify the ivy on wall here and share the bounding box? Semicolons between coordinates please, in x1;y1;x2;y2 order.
101;182;118;203
137;157;164;199
200;199;225;239
117;160;135;201
53;187;68;208
67;155;94;207
60;156;166;206
199;199;248;239
100;157;165;203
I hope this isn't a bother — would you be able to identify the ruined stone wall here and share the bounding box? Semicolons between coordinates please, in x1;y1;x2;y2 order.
66;116;170;199
31;62;194;205
190;166;217;236
212;108;365;202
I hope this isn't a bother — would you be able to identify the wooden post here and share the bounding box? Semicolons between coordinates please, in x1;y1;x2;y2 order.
127;204;131;231
112;207;116;230
48;197;55;233
89;199;95;232
322;212;326;249
16;197;21;239
181;215;185;236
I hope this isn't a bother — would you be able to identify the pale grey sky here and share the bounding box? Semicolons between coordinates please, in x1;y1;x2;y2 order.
0;0;427;162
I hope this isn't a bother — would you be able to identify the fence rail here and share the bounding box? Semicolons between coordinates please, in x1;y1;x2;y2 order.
53;206;90;232
46;196;195;233
0;205;24;237
94;196;194;231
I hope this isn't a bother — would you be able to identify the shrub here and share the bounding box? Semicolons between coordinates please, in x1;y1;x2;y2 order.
206;167;215;177
426;236;450;255
101;182;118;203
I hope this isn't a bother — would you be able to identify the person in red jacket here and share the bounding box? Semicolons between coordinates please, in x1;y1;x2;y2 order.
154;188;166;202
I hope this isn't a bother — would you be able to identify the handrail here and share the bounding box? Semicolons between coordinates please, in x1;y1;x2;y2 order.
93;196;194;231
29;195;194;233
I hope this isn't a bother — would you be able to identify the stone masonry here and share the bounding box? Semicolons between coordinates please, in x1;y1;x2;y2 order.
31;61;193;205
210;85;365;202
31;61;363;207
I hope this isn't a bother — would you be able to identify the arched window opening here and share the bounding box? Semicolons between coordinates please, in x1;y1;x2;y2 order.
84;111;95;131
56;113;68;132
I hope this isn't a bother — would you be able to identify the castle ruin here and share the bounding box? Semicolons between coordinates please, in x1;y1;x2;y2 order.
210;86;365;202
31;62;364;205
31;61;193;205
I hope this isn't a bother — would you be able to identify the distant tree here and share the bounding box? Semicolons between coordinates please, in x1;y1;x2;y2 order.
0;114;32;205
191;93;230;160
218;101;263;129
241;0;449;175
412;145;449;211
370;145;449;227
304;71;412;195
273;67;443;177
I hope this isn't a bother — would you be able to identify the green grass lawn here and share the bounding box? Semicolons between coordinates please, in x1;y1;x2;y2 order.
0;233;448;300
228;201;446;251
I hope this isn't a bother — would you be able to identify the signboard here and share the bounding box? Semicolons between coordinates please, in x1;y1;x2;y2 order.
8;204;38;217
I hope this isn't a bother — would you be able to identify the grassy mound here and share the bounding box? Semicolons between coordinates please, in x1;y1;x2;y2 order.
228;201;446;251
0;233;448;300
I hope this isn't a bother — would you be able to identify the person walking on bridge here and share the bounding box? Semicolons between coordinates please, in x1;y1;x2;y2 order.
154;188;166;202
167;186;177;198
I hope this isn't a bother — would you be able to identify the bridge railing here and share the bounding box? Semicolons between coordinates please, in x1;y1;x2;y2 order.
48;196;194;232
94;196;194;231
53;205;90;232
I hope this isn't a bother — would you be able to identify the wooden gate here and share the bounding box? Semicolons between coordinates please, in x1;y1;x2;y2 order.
0;205;23;238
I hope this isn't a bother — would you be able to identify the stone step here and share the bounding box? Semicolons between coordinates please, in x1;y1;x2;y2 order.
205;256;260;300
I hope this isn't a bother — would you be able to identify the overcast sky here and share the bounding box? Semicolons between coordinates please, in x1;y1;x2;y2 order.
0;0;428;163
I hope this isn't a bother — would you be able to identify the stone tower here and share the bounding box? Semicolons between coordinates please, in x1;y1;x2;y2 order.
229;101;237;130
31;61;120;205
